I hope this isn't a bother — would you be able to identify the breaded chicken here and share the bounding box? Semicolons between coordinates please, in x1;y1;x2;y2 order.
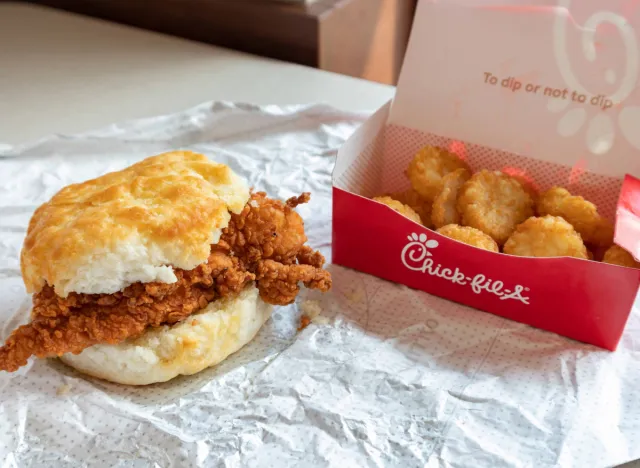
0;193;331;372
220;192;310;267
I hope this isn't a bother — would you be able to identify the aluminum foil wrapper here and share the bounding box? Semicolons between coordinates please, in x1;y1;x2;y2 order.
0;102;639;468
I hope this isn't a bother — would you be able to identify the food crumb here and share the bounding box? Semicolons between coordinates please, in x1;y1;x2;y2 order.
301;300;322;319
345;288;364;304
56;384;72;396
311;315;331;325
298;315;312;331
298;300;325;330
249;200;259;208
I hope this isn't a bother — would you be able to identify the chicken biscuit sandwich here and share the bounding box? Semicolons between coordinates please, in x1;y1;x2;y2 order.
0;151;331;384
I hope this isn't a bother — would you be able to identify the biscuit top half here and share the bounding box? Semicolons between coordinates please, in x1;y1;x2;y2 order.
21;151;250;297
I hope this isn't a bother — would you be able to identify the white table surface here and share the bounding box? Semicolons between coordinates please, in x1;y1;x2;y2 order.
0;2;393;146
0;3;637;468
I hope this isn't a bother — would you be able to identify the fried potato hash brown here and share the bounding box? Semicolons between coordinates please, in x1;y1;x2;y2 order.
603;245;640;268
389;188;433;228
436;224;499;252
406;146;470;201
457;170;534;245
503;216;588;259
432;169;470;229
369;145;622;266
508;173;539;201
537;187;614;247
536;186;567;215
372;196;422;224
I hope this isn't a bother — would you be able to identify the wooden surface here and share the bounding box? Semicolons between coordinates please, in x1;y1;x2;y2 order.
26;0;416;84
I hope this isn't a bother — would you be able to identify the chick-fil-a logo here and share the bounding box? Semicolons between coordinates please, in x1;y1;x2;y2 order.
552;0;640;154
401;233;530;304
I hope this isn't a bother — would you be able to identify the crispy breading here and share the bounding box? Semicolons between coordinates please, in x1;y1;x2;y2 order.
256;260;332;305
296;245;326;269
0;249;253;372
0;193;331;372
220;192;309;267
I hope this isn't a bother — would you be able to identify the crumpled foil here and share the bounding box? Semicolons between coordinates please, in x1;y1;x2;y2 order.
0;101;639;468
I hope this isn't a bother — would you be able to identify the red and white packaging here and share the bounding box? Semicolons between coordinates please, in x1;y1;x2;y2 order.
332;0;640;350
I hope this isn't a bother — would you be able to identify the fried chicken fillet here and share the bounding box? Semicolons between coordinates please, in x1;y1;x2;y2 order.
0;157;331;373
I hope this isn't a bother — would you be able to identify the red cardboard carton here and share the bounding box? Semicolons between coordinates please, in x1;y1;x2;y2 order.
332;0;640;350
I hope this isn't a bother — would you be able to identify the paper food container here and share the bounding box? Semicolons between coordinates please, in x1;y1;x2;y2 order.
332;0;640;350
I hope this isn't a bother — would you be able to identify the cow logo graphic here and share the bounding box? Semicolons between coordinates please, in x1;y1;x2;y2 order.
401;232;531;304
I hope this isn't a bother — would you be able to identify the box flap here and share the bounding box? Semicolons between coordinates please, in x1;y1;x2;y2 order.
390;0;640;179
334;100;391;196
616;175;640;260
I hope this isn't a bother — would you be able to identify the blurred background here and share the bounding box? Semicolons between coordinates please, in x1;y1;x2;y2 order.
20;0;417;85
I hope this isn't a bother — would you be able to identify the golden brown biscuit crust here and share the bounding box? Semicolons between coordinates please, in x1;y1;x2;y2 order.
21;151;250;296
